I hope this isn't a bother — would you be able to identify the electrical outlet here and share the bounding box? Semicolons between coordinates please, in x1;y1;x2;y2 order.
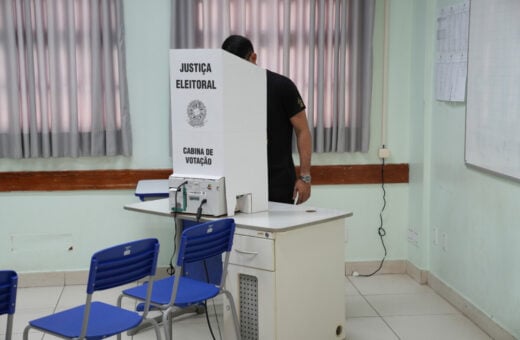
378;147;391;159
407;228;418;246
441;232;448;252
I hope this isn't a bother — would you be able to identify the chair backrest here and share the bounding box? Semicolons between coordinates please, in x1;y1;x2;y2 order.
0;270;17;316
87;238;160;294
176;218;236;267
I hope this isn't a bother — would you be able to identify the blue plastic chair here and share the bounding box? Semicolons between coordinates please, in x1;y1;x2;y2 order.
0;270;17;340
121;218;240;340
23;238;162;340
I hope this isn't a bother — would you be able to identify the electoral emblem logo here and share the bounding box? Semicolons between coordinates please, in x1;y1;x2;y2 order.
187;100;207;127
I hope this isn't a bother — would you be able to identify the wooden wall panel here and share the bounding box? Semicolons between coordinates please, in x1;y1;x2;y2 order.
0;164;408;192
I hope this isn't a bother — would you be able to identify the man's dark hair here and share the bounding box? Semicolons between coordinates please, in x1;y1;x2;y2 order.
221;35;254;60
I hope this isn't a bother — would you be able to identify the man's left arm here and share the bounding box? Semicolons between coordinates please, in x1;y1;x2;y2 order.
290;110;312;204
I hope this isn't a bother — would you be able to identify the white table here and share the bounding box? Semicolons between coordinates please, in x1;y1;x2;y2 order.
124;198;352;340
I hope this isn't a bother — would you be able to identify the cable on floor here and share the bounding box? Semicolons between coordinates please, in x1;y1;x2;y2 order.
203;260;223;340
358;157;387;277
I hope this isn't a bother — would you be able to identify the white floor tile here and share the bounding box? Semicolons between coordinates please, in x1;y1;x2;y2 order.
7;306;54;335
9;331;44;340
384;314;492;340
349;274;432;295
345;276;360;296
365;292;460;316
132;327;164;339
54;285;85;308
345;317;399;340
171;320;218;339
56;284;136;310
16;287;63;310
346;295;378;318
5;273;498;340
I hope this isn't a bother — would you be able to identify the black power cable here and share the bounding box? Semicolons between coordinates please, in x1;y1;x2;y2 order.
168;181;188;276
196;199;222;340
203;260;223;340
358;157;388;277
196;199;208;223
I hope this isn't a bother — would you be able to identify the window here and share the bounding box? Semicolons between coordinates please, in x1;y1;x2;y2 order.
171;0;375;152
0;0;131;158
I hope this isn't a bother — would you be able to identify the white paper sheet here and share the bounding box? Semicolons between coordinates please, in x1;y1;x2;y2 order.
435;0;470;102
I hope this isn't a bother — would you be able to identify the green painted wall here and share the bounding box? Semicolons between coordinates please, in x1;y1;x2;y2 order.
0;0;409;273
0;0;175;271
405;0;520;337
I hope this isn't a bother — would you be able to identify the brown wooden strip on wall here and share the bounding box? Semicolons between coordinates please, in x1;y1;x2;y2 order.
0;169;172;192
307;164;409;185
0;164;408;192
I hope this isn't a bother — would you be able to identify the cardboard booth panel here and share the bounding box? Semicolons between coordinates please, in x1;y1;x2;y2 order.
169;49;267;215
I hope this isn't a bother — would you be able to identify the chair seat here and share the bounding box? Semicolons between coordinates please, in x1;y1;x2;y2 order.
123;276;219;307
29;301;142;339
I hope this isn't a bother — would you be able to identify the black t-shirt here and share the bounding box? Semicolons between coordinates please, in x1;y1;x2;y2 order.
266;70;306;203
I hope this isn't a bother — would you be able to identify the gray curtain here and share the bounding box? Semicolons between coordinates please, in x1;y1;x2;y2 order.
170;0;374;153
0;0;131;158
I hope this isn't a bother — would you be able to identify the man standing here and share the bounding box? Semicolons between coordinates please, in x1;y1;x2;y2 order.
222;35;312;204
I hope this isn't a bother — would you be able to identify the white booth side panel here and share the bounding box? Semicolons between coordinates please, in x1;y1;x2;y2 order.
224;220;346;340
275;220;346;340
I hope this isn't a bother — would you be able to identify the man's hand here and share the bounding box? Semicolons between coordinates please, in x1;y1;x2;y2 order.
293;179;311;204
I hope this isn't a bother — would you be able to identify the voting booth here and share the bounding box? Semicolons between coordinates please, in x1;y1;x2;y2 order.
169;49;268;216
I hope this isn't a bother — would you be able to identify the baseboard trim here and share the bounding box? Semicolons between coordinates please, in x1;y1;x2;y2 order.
345;260;407;276
345;260;515;340
344;260;428;284
427;272;515;340
405;260;429;284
